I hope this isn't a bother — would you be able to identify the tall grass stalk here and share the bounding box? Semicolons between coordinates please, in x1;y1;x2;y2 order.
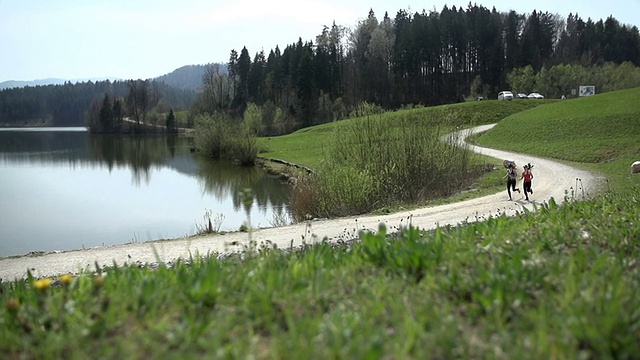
194;209;225;235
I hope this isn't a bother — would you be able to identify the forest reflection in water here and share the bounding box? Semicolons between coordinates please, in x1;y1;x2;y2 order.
0;128;292;257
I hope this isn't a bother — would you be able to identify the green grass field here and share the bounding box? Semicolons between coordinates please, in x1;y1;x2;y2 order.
258;99;553;169
1;90;638;359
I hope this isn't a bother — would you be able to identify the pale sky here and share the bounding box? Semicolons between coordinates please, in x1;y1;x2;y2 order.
1;0;638;82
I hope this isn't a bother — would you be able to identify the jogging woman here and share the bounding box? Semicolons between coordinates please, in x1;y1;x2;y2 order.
503;163;520;200
521;164;534;201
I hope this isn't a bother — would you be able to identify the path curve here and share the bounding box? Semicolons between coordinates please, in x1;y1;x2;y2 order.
0;124;600;281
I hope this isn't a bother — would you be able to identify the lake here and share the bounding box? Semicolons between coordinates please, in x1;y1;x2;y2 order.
0;128;293;258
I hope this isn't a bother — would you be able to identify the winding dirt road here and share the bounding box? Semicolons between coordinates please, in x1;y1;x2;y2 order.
0;124;601;281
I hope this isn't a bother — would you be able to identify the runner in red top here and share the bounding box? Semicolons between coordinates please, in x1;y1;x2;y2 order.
521;164;534;201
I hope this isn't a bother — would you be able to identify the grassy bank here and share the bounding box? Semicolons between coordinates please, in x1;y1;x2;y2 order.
1;92;638;359
258;99;553;170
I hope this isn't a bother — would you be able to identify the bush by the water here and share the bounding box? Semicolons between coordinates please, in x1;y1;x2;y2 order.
194;112;259;166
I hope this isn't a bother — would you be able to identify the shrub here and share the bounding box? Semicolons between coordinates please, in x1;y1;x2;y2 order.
194;112;258;165
290;113;479;218
194;113;234;159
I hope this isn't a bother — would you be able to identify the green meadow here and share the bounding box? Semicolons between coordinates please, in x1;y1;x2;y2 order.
258;99;552;170
1;89;639;359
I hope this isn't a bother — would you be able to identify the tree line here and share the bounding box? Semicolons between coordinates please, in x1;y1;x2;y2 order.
0;79;195;127
193;5;640;135
85;80;183;134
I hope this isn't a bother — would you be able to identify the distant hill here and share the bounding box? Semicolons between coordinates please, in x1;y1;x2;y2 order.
154;63;227;91
0;62;228;92
0;77;119;90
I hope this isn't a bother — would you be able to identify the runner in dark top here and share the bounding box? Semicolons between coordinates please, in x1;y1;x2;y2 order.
503;163;520;200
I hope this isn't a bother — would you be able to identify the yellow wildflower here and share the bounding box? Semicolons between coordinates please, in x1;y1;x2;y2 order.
33;278;52;292
59;274;74;286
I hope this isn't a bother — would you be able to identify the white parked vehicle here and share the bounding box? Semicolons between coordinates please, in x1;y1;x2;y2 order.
498;91;514;100
527;92;545;99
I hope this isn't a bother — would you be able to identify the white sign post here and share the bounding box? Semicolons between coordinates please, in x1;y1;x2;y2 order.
579;85;595;97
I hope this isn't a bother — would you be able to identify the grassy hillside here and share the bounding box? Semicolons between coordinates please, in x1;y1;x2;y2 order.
259;99;554;169
476;87;640;193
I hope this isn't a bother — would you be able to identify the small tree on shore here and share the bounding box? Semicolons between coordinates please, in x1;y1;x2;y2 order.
85;93;126;133
166;108;177;134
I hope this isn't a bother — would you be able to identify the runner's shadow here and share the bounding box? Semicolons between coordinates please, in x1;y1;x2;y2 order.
513;198;539;206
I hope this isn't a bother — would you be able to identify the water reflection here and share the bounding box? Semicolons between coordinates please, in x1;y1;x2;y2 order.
0;128;292;257
0;130;290;207
194;157;291;213
0;128;88;162
87;134;190;186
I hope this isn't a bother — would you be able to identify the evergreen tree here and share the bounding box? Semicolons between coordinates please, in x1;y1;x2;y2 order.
99;92;114;132
503;11;524;70
113;97;124;132
297;42;316;127
248;51;267;104
391;9;414;105
235;47;252;114
264;47;284;105
166;108;177;133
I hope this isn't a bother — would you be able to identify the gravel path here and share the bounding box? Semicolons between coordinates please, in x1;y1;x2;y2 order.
0;124;601;281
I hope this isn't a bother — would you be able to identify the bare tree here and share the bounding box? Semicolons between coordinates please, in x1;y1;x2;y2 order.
126;79;151;128
201;63;233;113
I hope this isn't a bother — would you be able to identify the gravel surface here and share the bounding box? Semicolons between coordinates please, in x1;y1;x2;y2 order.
0;124;601;281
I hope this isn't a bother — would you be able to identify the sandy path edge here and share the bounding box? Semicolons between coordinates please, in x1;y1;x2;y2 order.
0;124;601;281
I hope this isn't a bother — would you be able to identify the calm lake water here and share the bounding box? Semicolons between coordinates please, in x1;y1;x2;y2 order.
0;128;292;258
